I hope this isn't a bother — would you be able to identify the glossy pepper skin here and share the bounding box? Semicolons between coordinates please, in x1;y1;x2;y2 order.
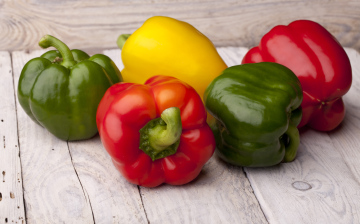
242;20;352;131
118;16;227;98
96;76;215;187
18;35;122;141
204;62;303;167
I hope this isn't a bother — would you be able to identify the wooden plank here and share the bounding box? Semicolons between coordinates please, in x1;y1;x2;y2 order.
246;130;360;223
1;1;360;52
12;50;94;223
0;51;26;224
327;48;360;182
235;47;360;223
68;137;148;223
140;156;267;223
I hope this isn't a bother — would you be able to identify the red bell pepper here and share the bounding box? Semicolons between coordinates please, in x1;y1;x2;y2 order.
242;20;352;131
96;75;215;187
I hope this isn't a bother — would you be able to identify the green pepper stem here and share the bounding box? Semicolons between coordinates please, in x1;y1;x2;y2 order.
283;124;300;162
117;34;131;49
139;107;182;161
38;35;76;68
151;107;182;150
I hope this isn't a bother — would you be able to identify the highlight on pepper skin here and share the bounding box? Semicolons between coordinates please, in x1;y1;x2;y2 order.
17;34;122;141
96;75;216;187
242;20;352;132
204;62;303;167
118;16;228;100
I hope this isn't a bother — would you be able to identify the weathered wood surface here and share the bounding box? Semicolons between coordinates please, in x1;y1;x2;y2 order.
1;46;360;224
12;50;95;223
1;1;360;52
241;48;360;224
0;51;26;224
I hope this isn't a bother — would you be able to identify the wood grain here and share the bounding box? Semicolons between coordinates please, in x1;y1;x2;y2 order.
327;49;360;184
12;50;94;223
140;156;267;224
218;47;360;223
1;1;360;52
68;137;148;224
248;130;360;223
0;51;26;224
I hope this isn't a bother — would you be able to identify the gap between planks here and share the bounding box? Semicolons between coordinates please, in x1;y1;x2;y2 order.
0;51;26;224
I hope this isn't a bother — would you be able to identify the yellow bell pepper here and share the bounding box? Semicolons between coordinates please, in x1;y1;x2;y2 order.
117;16;227;98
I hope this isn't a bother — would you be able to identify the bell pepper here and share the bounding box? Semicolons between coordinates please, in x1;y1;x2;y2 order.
96;75;215;187
117;16;227;99
204;62;303;167
242;20;352;131
17;35;122;141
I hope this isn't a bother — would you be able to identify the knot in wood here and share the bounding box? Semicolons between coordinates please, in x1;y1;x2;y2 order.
292;181;312;191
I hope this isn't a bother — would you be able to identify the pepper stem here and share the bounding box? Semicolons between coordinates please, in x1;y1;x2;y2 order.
139;107;182;161
117;34;131;49
38;35;76;68
283;124;300;162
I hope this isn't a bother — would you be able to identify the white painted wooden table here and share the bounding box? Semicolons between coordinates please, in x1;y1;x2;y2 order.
1;47;360;224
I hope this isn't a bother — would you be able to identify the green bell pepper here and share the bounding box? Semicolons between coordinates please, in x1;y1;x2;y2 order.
204;62;303;167
18;35;122;141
